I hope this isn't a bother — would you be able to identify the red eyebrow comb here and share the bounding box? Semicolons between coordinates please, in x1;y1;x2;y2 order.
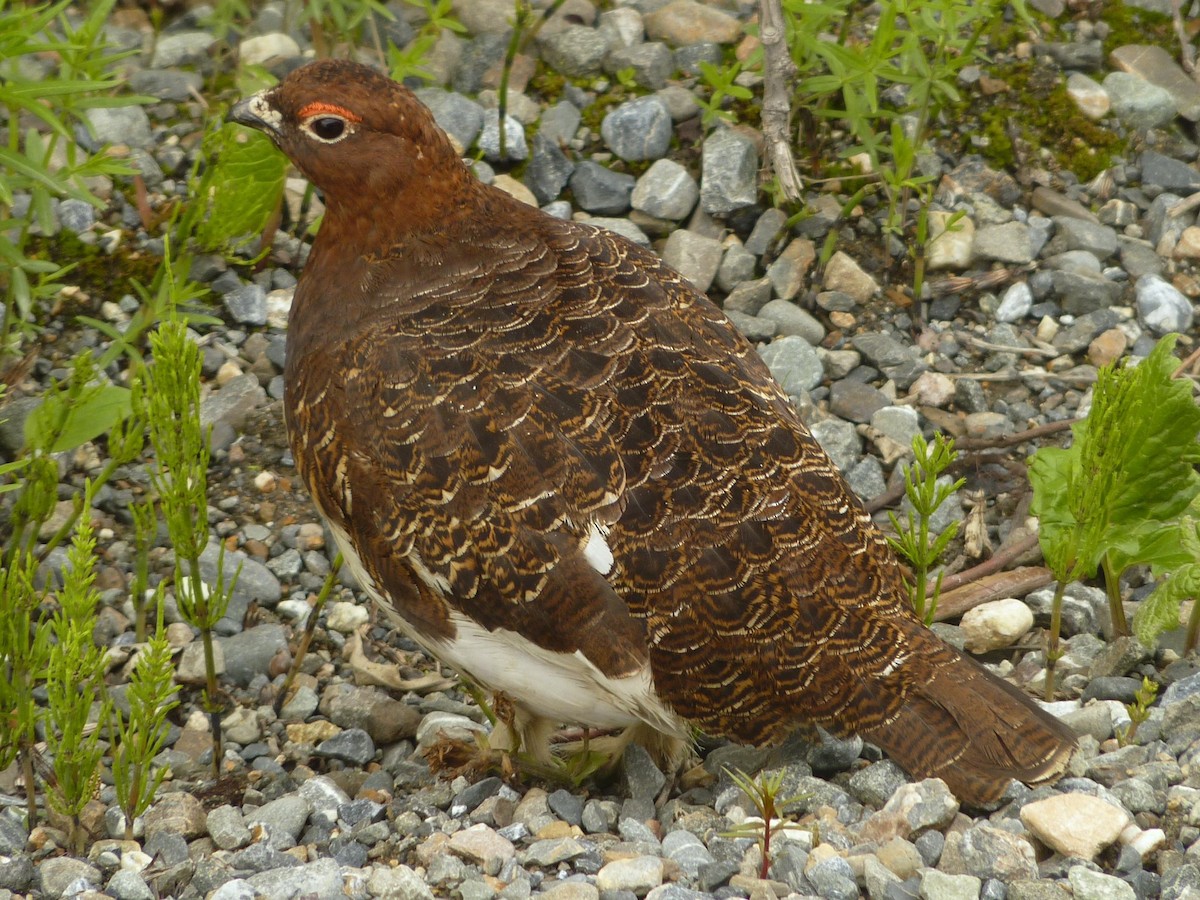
298;101;362;123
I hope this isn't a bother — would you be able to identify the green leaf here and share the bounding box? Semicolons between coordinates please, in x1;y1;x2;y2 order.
196;123;288;254
1030;334;1200;583
1132;562;1200;647
26;384;133;453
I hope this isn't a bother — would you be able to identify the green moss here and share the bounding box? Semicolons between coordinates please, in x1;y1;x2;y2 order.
959;60;1124;182
579;89;628;132
1100;1;1173;56
26;231;161;315
528;65;566;106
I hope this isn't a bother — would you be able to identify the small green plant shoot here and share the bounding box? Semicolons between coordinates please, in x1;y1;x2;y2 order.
887;433;965;625
1116;676;1158;747
722;767;810;880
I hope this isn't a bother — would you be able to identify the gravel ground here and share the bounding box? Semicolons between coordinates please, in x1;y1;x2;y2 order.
3;1;1200;899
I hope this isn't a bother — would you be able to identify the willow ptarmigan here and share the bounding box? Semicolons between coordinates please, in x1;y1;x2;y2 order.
231;59;1075;805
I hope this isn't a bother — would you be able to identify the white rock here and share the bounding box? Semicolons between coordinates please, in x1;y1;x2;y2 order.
266;288;294;330
238;33;300;67
326;601;369;633
995;281;1033;322
1136;273;1195;335
927;210;975;270
596;856;664;895
1066;72;1111;120
1121;824;1166;858
1020;793;1131;860
909;371;955;407
960;598;1034;652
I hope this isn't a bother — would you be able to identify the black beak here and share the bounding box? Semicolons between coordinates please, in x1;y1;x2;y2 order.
228;91;280;136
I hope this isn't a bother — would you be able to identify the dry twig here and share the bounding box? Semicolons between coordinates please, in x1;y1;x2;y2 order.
758;0;803;202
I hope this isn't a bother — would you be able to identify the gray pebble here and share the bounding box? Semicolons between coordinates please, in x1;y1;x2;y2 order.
809;418;862;473
715;243;756;292
415;89;485;150
1135;273;1195;335
570;161;635;215
1103;71;1177;130
1140;149;1200;192
478;110;528;162
700;128;758;216
602;95;673;162
526;133;575;204
151;31;219;69
538;25;611;78
57;198;96;233
759;335;824;396
757;299;825;344
316;728;377;766
107;870;155;900
224;283;269;326
83;105;154;151
631;158;699;221
246;857;343;900
605;42;675;90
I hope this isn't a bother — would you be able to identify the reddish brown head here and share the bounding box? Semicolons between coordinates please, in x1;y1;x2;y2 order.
229;59;476;234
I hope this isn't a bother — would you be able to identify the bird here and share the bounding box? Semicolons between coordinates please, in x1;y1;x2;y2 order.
230;58;1076;805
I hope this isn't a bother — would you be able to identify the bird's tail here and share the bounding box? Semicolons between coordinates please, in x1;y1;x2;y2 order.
857;640;1077;806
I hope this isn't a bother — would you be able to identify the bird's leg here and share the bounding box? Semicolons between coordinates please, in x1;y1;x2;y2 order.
558;722;692;780
487;694;557;766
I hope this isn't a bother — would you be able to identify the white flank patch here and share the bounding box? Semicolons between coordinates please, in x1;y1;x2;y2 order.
582;521;614;575
439;612;686;735
325;519;684;738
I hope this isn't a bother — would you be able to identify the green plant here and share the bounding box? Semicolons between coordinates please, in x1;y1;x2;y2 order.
722;767;810;880
697;59;755;128
1132;510;1200;652
19;351;147;560
782;0;1011;237
43;483;112;852
0;0;143;362
0;384;29;492
203;0;253;40
387;0;467;84
887;433;966;625
141;319;238;777
299;0;393;58
1029;334;1200;697
112;595;180;841
0;528;50;829
1116;676;1158;747
190;121;290;259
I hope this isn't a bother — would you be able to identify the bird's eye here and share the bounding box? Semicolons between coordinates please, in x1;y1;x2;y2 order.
306;116;348;142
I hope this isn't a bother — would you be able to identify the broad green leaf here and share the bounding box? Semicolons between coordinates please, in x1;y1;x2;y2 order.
1132;561;1200;647
197;124;288;254
1029;334;1200;583
25;384;133;453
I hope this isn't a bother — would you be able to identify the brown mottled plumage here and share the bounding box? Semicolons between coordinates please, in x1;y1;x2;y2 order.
230;59;1075;805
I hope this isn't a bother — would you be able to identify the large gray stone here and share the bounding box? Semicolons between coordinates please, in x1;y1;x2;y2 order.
631;158;698;220
569;161;634;215
700;127;758;216
601;95;673;161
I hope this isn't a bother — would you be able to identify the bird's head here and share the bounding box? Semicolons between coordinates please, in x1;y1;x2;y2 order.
229;59;474;222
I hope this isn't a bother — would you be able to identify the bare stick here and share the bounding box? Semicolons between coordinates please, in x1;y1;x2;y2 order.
954;418;1077;451
934;566;1054;622
758;0;803;201
939;532;1041;593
